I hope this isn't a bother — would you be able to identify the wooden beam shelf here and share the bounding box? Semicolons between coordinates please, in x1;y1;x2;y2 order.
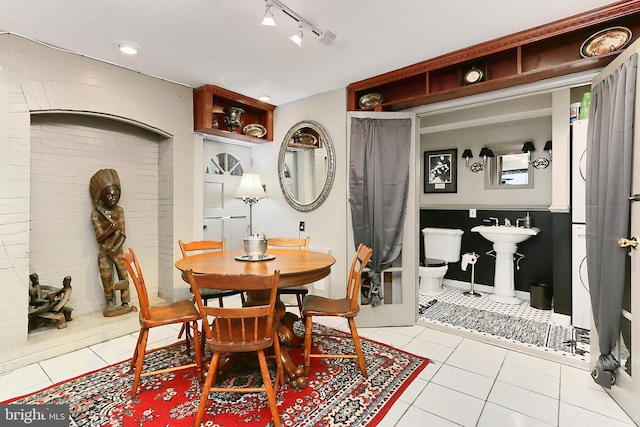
347;0;640;111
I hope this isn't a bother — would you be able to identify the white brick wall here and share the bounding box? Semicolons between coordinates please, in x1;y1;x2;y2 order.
0;33;194;360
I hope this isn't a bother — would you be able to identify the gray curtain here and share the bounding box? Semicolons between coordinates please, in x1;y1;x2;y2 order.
349;117;411;306
586;53;637;369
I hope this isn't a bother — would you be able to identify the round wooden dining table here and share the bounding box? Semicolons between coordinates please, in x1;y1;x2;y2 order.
175;248;336;389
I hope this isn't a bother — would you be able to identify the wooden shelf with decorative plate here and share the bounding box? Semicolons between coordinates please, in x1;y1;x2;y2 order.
347;1;640;111
194;85;275;143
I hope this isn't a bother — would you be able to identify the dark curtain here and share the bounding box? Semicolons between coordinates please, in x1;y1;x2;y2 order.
349;117;411;306
586;53;637;371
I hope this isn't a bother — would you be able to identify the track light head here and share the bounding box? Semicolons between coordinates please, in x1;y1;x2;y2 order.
290;25;303;46
261;3;276;26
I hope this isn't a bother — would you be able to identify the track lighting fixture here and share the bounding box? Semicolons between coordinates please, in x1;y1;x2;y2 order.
261;0;338;46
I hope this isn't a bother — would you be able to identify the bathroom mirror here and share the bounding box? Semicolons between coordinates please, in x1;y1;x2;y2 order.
485;143;533;189
278;120;336;212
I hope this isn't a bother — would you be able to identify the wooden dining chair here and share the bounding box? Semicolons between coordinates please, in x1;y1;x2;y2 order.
186;269;283;427
302;243;373;378
178;238;244;307
122;248;202;398
267;236;310;315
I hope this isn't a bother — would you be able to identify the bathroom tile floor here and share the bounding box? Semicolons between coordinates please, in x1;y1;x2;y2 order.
418;284;591;367
0;306;635;426
426;284;553;321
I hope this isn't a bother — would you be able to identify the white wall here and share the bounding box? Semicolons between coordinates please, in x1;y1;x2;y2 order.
253;88;348;297
419;93;553;209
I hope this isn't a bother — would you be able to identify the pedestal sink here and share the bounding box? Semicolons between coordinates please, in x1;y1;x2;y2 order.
471;225;540;304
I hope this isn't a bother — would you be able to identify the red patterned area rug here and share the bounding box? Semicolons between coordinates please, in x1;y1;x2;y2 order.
3;324;429;426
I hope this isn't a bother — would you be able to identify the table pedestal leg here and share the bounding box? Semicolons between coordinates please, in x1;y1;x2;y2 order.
276;310;307;389
246;291;309;389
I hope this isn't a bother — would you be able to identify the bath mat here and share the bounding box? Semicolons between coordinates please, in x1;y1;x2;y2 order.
420;301;549;345
419;299;589;360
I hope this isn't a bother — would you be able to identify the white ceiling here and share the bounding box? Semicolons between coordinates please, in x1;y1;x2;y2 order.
0;0;619;106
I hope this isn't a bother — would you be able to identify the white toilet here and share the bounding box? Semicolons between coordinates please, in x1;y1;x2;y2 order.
419;227;464;296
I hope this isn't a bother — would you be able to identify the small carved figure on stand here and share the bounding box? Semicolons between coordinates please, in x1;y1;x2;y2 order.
90;168;134;317
28;273;74;331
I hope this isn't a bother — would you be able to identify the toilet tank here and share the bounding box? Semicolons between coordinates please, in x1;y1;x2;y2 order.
422;227;464;262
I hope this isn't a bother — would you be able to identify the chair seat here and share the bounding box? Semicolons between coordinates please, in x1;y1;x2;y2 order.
302;295;359;318
279;285;308;294
142;300;201;327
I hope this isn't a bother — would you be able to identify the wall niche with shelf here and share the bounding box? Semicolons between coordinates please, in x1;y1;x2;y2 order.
194;84;275;143
348;1;640;112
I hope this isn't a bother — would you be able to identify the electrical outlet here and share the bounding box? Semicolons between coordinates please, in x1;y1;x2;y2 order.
299;221;305;231
469;209;477;218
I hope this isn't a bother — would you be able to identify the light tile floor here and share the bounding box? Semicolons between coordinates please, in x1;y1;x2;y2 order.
0;312;636;426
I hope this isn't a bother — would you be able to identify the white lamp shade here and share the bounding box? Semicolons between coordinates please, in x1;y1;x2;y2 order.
261;15;276;26
235;173;266;200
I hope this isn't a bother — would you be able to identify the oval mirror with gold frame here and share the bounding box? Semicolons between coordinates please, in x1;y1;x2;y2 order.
278;120;335;212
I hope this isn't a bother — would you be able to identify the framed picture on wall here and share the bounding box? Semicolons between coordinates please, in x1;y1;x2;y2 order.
424;148;457;193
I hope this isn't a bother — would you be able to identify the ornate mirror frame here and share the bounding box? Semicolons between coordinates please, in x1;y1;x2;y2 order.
278;120;336;212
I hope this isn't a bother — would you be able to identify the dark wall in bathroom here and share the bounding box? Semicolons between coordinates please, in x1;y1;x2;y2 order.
552;212;572;317
420;209;572;316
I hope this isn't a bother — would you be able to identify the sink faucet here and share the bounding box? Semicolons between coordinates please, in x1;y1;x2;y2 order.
516;218;525;227
504;218;511;226
484;217;499;226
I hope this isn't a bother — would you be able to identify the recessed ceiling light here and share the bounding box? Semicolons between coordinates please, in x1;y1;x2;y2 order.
119;44;138;55
258;94;271;102
115;40;143;55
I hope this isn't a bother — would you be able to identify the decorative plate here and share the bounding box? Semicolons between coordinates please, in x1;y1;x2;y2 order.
580;26;632;58
358;92;384;109
299;133;317;145
242;123;267;138
234;253;275;262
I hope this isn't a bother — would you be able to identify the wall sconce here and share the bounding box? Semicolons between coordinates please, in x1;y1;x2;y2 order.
479;147;494;163
478;147;495;166
543;140;552;160
521;141;536;153
465;147;493;173
461;149;473;167
462;149;483;172
522;140;551;169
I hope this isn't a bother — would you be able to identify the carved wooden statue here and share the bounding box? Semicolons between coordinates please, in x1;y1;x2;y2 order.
90;168;133;317
28;273;73;331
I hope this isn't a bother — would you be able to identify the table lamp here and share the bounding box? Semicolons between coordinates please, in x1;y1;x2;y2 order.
235;173;267;260
235;172;266;236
